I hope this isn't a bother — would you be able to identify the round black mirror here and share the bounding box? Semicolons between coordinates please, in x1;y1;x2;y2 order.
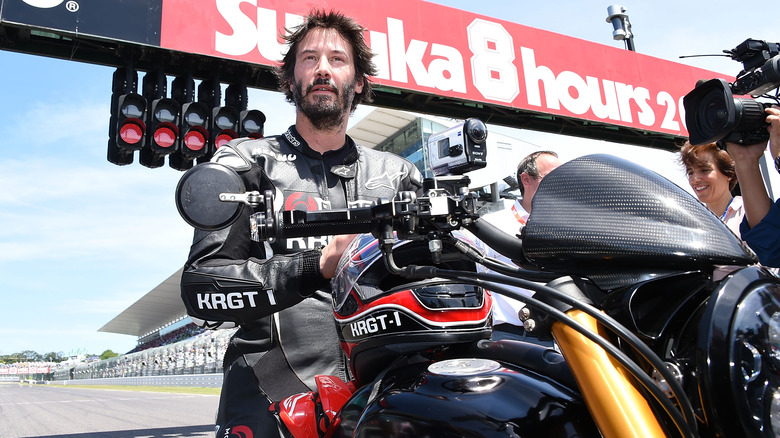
175;162;246;230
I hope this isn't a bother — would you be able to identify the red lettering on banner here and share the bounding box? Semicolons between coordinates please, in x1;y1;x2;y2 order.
159;0;729;137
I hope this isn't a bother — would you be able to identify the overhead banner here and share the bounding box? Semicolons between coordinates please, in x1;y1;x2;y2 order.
1;0;728;138
0;0;162;45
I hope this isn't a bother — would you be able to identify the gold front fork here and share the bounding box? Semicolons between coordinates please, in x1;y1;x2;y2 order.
551;309;666;438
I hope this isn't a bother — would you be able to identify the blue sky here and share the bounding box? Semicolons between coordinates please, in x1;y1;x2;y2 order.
0;0;776;357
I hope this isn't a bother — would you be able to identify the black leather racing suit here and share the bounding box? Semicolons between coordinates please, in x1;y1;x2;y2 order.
180;126;423;436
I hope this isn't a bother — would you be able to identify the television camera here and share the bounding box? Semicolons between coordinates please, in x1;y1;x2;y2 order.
683;38;780;146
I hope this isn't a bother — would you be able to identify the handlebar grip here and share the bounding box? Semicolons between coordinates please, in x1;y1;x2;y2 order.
466;219;528;265
254;208;378;241
280;213;376;238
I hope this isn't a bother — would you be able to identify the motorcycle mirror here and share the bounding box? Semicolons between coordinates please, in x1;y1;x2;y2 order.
175;162;246;230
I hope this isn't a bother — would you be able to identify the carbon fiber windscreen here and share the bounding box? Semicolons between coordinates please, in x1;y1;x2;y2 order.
522;154;756;276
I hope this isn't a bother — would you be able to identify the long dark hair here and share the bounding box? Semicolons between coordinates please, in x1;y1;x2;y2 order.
276;9;377;112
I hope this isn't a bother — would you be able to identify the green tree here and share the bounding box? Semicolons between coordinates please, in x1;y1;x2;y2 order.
42;351;65;362
0;354;19;364
18;350;42;362
99;349;119;360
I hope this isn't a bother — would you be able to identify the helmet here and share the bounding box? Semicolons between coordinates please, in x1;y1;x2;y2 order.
331;232;493;385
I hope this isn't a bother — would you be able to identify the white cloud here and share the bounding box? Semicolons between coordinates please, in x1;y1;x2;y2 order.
0;156;191;264
1;99;108;154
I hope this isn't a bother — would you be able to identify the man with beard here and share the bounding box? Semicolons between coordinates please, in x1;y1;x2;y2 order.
179;10;422;437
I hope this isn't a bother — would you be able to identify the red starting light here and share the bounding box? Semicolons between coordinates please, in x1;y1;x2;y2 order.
183;130;207;151
140;98;180;169
119;121;145;146
152;124;177;148
214;132;236;149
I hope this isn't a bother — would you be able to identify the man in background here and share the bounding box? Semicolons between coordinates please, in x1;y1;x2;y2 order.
480;150;561;339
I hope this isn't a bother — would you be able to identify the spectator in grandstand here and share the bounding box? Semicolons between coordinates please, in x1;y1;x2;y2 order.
679;141;744;236
126;323;205;354
179;10;422;437
725;105;780;267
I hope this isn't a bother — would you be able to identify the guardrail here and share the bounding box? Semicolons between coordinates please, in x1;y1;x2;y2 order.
47;373;223;388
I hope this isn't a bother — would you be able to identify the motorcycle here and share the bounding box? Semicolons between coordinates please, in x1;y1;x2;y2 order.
176;152;780;437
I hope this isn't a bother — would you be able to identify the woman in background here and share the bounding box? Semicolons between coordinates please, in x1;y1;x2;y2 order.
680;141;744;237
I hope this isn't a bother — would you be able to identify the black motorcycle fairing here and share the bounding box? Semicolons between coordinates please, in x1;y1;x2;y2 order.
599;270;711;343
522;154;756;290
335;356;599;437
470;339;578;390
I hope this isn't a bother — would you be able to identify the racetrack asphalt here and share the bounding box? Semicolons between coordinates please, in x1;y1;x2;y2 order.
0;383;219;438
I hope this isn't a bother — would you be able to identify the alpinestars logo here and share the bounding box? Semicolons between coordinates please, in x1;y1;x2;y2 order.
283;128;301;148
366;171;406;190
190;317;236;330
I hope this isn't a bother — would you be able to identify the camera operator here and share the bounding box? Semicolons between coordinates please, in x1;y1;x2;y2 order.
725;106;780;267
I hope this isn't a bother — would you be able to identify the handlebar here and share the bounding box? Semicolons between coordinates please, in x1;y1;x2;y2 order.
250;192;410;243
176;161;489;242
254;188;483;241
175;161;532;269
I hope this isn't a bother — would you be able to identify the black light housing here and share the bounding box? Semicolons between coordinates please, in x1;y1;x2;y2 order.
170;102;210;171
141;97;181;168
211;106;239;150
108;68;141;166
239;109;266;138
108;72;267;170
149;98;180;151
115;93;147;151
181;102;210;156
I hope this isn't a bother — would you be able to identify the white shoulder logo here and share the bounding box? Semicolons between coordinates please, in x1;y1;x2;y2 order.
365;171;406;191
251;149;297;162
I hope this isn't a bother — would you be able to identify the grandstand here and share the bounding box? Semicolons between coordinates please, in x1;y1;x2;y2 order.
53;328;236;380
40;268;238;381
